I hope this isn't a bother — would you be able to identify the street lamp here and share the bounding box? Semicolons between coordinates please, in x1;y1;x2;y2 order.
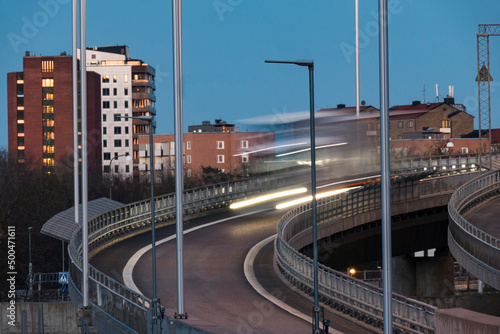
108;153;132;199
265;59;321;333
116;115;160;332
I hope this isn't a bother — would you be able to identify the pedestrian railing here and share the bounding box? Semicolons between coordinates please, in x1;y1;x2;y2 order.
65;154;492;333
68;175;284;333
448;170;500;291
391;153;486;175
274;174;477;333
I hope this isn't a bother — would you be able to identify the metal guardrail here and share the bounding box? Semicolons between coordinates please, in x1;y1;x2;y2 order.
275;177;455;334
448;170;500;290
392;154;482;174
68;175;283;333
65;154;493;333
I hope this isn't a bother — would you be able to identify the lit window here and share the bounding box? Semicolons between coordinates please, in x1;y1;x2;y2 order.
42;105;54;114
242;156;249;163
43;92;54;101
42;60;54;72
43;158;55;166
217;141;224;149
102;75;110;83
241;140;248;149
113;75;117;83
217;155;224;163
42;78;54;87
124;74;128;83
441;119;451;128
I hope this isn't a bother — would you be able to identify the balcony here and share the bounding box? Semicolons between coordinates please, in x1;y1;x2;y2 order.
132;106;156;115
440;128;451;134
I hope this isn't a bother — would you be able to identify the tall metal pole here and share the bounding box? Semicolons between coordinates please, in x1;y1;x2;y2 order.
28;227;33;298
72;0;79;228
264;59;318;332
80;0;89;309
172;0;186;318
149;120;160;333
378;0;393;333
308;64;320;334
355;0;360;117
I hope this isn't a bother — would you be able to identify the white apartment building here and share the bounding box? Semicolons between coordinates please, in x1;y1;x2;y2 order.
79;45;156;178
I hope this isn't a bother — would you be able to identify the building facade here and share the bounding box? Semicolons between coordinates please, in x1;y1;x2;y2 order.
7;52;102;175
82;45;156;177
137;125;275;181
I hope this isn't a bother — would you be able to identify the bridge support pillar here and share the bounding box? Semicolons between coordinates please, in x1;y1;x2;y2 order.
392;248;455;298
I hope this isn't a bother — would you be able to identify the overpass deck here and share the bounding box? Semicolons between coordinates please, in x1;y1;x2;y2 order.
463;195;500;240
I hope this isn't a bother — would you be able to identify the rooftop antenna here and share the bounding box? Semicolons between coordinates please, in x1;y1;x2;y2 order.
422;84;426;103
435;84;439;102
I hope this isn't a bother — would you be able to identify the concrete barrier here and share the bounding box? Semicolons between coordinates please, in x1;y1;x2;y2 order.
435;308;500;334
0;302;79;334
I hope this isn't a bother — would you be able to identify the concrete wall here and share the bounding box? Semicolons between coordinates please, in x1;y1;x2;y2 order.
0;302;79;334
435;308;500;334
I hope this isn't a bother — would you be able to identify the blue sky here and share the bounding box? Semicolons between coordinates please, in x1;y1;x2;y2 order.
1;0;500;149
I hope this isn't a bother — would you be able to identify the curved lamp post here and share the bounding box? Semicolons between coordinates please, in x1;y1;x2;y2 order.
265;59;321;333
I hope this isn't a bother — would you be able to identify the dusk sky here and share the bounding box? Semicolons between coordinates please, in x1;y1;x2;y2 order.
1;0;500;149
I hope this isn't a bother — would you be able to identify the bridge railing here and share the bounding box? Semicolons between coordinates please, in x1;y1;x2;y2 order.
448;170;500;290
391;153;488;174
276;177;441;334
65;156;484;333
68;175;283;333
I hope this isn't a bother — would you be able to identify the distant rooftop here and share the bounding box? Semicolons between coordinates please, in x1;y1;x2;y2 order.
188;119;239;133
87;45;130;58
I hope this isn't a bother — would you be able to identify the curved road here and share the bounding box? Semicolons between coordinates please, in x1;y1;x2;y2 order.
92;204;378;333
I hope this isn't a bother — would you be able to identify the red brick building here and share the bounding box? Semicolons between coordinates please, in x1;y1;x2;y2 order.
137;127;275;180
7;52;102;176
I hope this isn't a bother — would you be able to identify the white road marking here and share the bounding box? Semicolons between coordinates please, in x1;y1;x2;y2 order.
123;209;342;333
122;210;267;294
244;236;343;333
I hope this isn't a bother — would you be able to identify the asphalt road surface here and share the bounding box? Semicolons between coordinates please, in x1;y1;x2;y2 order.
92;205;379;333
